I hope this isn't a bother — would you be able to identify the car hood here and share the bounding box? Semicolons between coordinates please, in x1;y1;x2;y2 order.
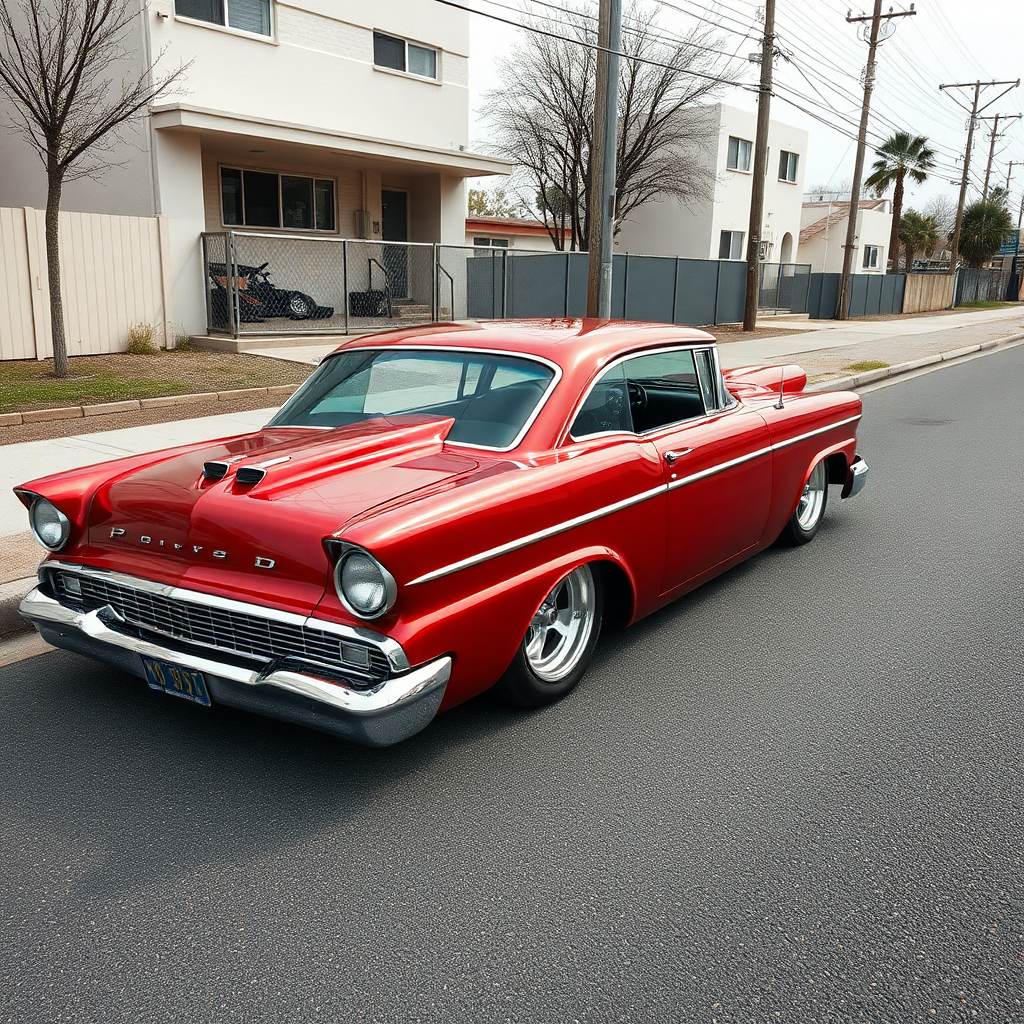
81;416;497;612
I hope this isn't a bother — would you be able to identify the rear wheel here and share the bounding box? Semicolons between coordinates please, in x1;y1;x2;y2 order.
495;564;603;707
779;459;828;545
287;291;315;319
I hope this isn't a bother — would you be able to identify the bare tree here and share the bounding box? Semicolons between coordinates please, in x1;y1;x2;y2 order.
482;2;731;251
921;193;957;249
0;0;187;377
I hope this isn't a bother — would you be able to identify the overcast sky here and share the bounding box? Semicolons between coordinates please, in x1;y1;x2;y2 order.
466;0;1023;214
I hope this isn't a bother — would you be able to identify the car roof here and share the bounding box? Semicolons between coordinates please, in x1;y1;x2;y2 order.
329;319;716;376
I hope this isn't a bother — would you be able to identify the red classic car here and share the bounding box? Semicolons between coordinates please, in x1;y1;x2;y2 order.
17;320;867;746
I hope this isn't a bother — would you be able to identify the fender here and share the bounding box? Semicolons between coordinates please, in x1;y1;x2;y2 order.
401;545;638;711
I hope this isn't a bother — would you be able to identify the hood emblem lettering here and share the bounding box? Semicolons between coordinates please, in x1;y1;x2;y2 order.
107;531;235;560
254;557;276;569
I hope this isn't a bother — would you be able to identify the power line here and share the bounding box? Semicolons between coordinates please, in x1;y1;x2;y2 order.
432;0;754;87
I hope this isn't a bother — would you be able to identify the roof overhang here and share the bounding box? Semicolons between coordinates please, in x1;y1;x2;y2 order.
150;103;512;178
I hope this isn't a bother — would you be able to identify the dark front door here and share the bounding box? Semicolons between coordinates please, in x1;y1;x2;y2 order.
381;189;409;299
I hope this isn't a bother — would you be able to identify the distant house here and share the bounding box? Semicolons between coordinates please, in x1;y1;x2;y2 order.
465;216;563;252
798;200;892;274
614;102;808;264
0;1;510;337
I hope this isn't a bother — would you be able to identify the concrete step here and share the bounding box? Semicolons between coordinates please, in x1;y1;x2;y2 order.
395;305;432;317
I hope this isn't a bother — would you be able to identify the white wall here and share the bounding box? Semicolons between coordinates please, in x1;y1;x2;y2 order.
154;131;208;336
145;1;471;153
614;103;807;262
798;207;893;274
0;10;155;217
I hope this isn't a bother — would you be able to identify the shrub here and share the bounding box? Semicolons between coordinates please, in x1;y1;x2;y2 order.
126;323;158;355
173;331;199;352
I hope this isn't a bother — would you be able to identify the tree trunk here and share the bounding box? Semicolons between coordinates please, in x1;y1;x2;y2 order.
887;171;904;275
905;243;914;272
44;161;69;378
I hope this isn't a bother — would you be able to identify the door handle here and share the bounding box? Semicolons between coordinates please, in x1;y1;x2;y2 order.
664;449;692;465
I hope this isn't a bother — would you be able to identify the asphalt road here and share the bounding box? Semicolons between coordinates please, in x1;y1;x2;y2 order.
2;346;1022;1024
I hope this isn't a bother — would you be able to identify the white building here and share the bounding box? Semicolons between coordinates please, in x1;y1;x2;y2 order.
0;1;509;336
798;200;892;274
614;103;808;264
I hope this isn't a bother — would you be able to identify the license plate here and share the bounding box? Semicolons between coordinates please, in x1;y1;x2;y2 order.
141;657;212;707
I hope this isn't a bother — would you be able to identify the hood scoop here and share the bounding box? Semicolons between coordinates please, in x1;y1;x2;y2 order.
203;455;291;485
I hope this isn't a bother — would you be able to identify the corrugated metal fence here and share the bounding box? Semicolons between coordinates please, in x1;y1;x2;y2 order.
0;206;171;361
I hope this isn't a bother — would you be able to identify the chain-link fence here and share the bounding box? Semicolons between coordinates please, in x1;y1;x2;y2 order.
201;232;815;336
202;232;441;336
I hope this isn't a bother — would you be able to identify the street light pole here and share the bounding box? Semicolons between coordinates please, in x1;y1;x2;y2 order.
586;0;622;319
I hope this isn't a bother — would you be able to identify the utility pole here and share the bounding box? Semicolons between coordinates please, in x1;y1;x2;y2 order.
586;0;622;319
835;1;916;320
1007;160;1019;191
938;78;1020;274
742;0;776;332
979;113;1022;200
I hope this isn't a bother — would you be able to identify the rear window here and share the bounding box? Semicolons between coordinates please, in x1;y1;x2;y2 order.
268;348;555;449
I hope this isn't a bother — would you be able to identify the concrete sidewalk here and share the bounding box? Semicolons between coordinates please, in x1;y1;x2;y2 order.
2;305;1022;648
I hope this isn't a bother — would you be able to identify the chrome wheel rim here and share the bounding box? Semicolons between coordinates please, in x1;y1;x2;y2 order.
289;295;309;316
524;566;596;683
796;461;826;531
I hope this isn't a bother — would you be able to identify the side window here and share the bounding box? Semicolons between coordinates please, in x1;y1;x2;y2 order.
570;363;631;438
694;349;718;411
623;349;705;432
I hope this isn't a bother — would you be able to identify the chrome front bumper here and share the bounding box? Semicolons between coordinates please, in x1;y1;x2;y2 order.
842;455;868;498
20;584;450;747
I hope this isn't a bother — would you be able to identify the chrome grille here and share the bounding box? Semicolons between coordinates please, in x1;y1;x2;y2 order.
51;570;389;682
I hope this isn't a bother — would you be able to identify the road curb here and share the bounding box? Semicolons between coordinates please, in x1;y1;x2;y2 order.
807;330;1024;393
1;383;302;426
0;577;36;640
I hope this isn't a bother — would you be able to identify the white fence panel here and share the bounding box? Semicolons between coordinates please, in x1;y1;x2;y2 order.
0;207;37;360
0;207;171;361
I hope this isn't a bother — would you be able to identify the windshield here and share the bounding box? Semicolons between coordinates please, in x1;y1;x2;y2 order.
267;348;556;449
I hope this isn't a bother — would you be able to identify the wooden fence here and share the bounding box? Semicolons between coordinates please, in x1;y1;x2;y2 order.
0;207;172;361
903;273;954;313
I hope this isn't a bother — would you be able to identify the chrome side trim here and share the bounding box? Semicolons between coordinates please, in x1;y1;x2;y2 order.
406;483;667;586
667;445;772;491
770;414;861;450
407;413;862;586
19;586;446;718
41;561;409;671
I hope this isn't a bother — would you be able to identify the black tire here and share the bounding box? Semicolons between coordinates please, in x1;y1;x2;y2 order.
495;564;603;708
287;291;315;319
778;459;828;545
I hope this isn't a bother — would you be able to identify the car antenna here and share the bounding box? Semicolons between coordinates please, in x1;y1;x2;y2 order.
774;366;785;410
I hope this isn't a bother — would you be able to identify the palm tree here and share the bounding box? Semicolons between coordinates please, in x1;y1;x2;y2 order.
897;210;939;271
864;133;936;273
959;199;1014;268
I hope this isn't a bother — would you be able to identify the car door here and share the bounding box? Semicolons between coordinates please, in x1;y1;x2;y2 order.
621;347;772;594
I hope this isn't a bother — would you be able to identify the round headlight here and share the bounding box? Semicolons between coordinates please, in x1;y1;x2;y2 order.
336;549;396;619
29;497;70;551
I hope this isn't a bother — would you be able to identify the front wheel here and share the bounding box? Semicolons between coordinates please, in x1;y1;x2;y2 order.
778;459;828;545
495;564;603;707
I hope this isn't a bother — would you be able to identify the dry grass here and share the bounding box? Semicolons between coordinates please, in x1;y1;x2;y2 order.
1;349;315;414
